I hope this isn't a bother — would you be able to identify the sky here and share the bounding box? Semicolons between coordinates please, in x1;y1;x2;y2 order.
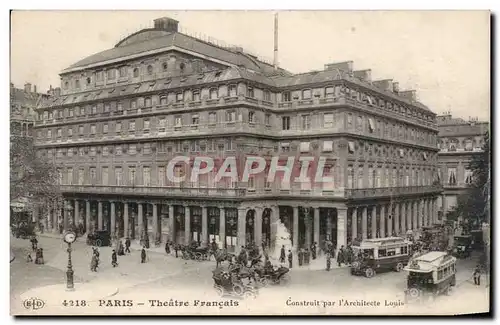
10;10;490;121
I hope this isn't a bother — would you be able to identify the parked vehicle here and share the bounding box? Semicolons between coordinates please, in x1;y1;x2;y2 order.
404;251;457;303
86;231;111;247
452;235;472;258
350;237;412;278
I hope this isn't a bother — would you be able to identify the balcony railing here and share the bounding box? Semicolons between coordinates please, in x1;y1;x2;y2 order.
345;185;442;199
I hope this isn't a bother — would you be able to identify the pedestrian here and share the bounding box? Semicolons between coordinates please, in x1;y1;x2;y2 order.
473;265;481;286
337;246;345;267
26;253;33;263
287;250;293;269
141;246;147;263
298;248;303;267
93;247;100;260
311;242;317;260
304;248;310;265
174;243;179;258
118;241;125;256
30;236;38;251
280;245;286;263
90;255;98;272
39;248;44;265
326;252;331;271
165;241;171;255
125;237;131;254
111;249;118;267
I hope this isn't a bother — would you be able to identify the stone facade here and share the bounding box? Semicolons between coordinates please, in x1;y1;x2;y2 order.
33;17;442;252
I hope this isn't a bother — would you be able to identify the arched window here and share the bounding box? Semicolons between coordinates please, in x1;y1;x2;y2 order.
162;62;168;71
179;62;185;73
86;77;91;85
133;68;139;78
75;79;80;89
465;138;473;151
449;139;458;152
147;65;153;75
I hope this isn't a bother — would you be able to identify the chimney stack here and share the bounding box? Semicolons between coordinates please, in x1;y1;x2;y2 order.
353;69;372;82
153;17;179;33
34;85;37;94
392;82;400;93
373;79;393;92
273;13;279;70
400;90;417;102
324;61;354;74
24;83;31;93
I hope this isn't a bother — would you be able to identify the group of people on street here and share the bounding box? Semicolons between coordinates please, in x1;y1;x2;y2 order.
26;236;44;265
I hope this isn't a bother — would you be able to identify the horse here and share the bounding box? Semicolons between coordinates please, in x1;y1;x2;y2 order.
214;249;234;268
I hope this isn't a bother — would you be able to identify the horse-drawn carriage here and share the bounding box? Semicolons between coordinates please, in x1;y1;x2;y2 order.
212;266;258;299
181;242;212;261
257;264;290;287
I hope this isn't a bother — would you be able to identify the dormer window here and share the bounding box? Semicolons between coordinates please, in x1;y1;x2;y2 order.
75;79;80;89
302;89;312;99
147;65;153;75
107;69;116;80
282;92;291;102
179;62;185;73
229;85;237;97
209;88;218;100
247;86;254;98
119;66;127;78
133;68;139;78
86;77;91;85
325;87;335;98
263;91;271;101
176;93;183;102
162;62;168;71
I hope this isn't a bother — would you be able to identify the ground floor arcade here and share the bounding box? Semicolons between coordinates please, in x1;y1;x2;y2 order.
33;196;440;252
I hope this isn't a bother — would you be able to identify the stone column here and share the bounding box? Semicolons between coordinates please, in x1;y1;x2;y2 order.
313;207;320;246
47;203;53;231
97;201;103;231
418;200;423;228
305;208;312;249
337;208;347;248
394;202;400;236
152;203;158;242
185;206;191;245
201;206;208;246
370;207;377;239
138;202;144;240
237;208;246;251
292;206;299;250
254;207;263;248
433;198;438;224
412;201;417;231
110;201;116;238
169;205;175;242
271;205;279;250
401;202;407;233
63;201;69;231
379;205;385;238
361;206;368;239
442;194;447;222
219;207;226;248
74;200;79;230
387;205;393;236
351;207;358;242
85;200;91;234
123;202;129;238
427;199;432;226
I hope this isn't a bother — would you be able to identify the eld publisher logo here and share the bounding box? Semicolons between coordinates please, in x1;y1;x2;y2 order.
23;297;45;310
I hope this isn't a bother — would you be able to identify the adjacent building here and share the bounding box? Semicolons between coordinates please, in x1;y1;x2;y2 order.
34;17;442;252
436;113;489;219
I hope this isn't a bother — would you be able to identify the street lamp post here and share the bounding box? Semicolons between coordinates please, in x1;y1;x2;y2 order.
63;231;77;291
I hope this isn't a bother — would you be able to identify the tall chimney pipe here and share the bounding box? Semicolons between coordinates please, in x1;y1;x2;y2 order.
273;13;279;70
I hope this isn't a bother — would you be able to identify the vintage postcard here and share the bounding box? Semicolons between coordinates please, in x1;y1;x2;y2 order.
10;10;491;316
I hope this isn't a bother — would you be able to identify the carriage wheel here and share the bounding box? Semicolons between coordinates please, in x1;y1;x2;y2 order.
195;253;203;261
96;239;102;247
408;288;420;298
364;267;375;278
232;284;244;296
243;290;257;300
395;262;404;272
215;285;224;297
280;274;291;285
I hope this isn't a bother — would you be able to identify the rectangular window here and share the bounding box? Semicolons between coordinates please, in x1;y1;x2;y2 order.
301;115;311;130
89;167;96;184
144;119;150;131
143;143;151;154
347;113;353;128
357;167;364;188
368;167;374;188
247;87;254;98
158;167;166;186
90;125;96;134
176;92;183;102
102;146;109;156
92;106;97;115
324;113;334;128
116;122;122;133
282;92;291;102
448;168;457;185
129;121;136;131
47;130;52;139
57;128;62;137
128;144;137;155
265;114;271;126
191;114;199;126
368;118;375;133
143;167;151;186
96;71;103;81
209;112;217;125
115;167;123;186
325;87;335;98
302;89;312;99
282;116;291;130
78;148;84;156
175;116;182;127
263;91;271;101
465;169;473;184
226;111;236;122
68;108;74;117
128;167;136;185
90;147;96;156
78;168;85;185
67;168;73;185
158;117;166;131
193;91;200;102
357;115;363;131
300;142;310;153
323;140;333;152
107;69;116;80
103;124;108;134
115;146;122;155
348;141;355;154
104;103;110;113
248;111;255;123
102;167;109;185
347;166;354;189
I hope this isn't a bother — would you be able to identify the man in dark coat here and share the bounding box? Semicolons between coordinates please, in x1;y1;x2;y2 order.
30;236;38;251
174;243;179;258
118;241;125;256
473;265;481;285
125;237;131;254
287;250;293;269
165;241;171;255
326;252;331;271
111;249;118;267
311;242;317;260
337;246;345;267
280;245;286;263
304;248;310;265
141;247;147;263
238;246;247;266
298;248;304;267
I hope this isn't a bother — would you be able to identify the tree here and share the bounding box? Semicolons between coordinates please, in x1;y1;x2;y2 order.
10;135;61;228
455;131;490;231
